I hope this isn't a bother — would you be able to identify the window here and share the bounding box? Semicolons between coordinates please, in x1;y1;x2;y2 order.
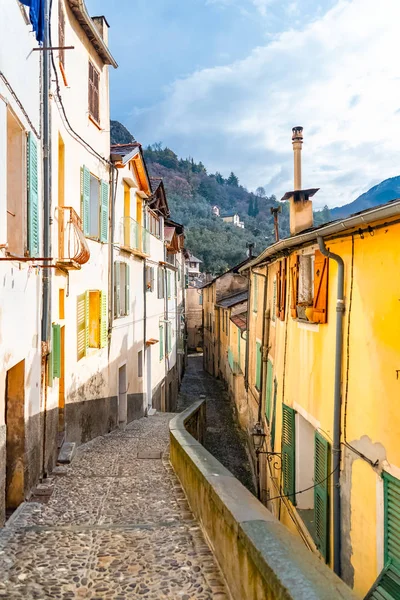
7;112;39;257
159;324;164;360
199;293;203;305
157;266;164;299
88;61;100;123
80;166;109;241
114;262;130;317
253;274;258;312
166;322;172;354
367;473;400;599
77;291;107;360
255;341;262;390
291;251;328;323
138;351;143;378
146;265;155;292
148;210;160;237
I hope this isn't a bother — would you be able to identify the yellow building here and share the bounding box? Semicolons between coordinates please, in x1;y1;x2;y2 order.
238;127;400;598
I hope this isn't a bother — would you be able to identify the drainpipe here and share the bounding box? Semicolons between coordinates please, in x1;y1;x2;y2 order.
109;166;116;337
317;236;345;577
254;270;268;499
244;272;251;391
41;0;51;477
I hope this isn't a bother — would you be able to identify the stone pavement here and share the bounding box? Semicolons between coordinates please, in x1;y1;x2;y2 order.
0;413;229;599
178;356;255;495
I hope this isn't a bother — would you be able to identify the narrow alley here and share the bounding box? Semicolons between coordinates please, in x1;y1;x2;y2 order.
0;396;229;599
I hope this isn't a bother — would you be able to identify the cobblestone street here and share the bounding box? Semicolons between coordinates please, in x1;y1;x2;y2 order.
0;412;228;599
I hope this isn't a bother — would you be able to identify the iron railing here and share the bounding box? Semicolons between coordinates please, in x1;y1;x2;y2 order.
56;206;90;269
120;216;150;255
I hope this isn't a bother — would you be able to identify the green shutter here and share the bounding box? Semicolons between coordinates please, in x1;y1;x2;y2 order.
253;274;258;312
100;291;108;348
77;292;87;360
100;179;109;242
384;471;400;566
27;132;39;257
366;562;400;600
52;324;61;378
255;341;261;390
159;324;164;360
270;379;278;452
114;262;121;317
125;263;130;315
282;404;296;504
80;166;90;236
265;359;273;422
314;431;330;562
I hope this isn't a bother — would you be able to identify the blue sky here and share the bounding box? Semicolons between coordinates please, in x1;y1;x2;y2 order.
87;0;400;208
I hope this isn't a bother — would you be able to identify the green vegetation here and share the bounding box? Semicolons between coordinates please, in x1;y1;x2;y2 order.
143;143;290;274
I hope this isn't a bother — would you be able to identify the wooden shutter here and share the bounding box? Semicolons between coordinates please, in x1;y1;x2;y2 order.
275;264;281;318
125;263;130;315
313;250;329;323
100;180;109;242
255;341;261;390
159;324;164;360
77;292;87;360
52;324;61;378
99;291;107;348
27;132;39;257
290;255;299;318
84;291;89;352
282;404;296;503
80;166;90;235
366;562;400;600
278;259;287;321
88;62;100;123
114;263;121;317
384;471;400;566
265;359;273;422
314;431;330;562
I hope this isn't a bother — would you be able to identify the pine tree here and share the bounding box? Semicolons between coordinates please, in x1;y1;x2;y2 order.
248;197;254;216
253;196;260;217
227;172;239;187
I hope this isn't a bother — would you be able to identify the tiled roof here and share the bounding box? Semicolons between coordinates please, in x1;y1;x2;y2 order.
110;142;140;157
216;290;248;308
230;311;247;331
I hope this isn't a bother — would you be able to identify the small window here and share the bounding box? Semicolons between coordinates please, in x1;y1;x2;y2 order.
89;175;100;239
146;266;155;292
159;324;164;360
88;61;100;123
80;166;109;242
291;251;328;323
114;262;130;317
199;293;203;305
77;290;107;359
138;350;143;378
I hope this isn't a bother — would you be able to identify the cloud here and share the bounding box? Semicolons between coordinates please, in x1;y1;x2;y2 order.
132;0;400;208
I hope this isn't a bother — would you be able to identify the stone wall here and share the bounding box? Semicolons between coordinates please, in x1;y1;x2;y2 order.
170;401;358;600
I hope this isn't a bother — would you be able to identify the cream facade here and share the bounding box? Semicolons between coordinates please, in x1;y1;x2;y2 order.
0;0;43;524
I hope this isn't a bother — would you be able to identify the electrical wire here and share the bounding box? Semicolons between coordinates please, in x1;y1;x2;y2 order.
267;465;339;503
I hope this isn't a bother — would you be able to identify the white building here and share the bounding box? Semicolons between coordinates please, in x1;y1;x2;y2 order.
0;0;44;524
222;213;245;229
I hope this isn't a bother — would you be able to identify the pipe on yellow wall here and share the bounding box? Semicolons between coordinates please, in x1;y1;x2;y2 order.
317;236;345;577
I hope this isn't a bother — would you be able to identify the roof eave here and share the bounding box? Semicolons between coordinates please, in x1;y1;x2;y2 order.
67;0;118;68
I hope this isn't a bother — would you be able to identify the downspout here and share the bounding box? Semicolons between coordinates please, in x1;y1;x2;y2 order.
143;259;147;410
317;236;345;577
109;166;117;338
41;0;51;476
244;271;251;391
255;270;268;500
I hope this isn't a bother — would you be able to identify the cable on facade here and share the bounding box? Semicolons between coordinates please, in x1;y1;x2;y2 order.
0;72;41;139
267;465;339;503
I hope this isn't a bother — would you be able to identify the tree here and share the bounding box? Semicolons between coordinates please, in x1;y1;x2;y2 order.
227;172;239;187
248;196;254;216
253;196;260;217
215;172;225;185
256;186;266;198
321;204;331;223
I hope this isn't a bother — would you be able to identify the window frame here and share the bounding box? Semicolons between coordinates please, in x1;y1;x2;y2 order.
114;262;130;318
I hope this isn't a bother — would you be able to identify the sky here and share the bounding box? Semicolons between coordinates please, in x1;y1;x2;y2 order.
87;0;400;209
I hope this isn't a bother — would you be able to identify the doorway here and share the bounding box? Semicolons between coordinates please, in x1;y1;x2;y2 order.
118;365;127;427
5;360;25;513
146;347;152;409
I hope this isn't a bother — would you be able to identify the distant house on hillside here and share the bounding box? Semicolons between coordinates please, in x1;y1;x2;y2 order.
187;253;202;283
221;213;244;229
212;205;220;217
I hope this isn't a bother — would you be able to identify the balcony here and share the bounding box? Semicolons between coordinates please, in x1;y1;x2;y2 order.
56;206;90;270
119;217;150;257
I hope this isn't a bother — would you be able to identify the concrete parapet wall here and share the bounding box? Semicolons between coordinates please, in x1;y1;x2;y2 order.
170;401;358;600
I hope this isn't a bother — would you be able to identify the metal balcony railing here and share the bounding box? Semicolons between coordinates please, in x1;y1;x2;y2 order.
120;217;150;255
56;206;90;270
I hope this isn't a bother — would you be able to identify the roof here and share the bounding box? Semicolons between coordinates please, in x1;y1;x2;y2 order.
188;254;203;263
148;178;170;217
221;213;238;218
164;227;175;243
110;143;141;164
216;290;248;308
202;256;252;288
281;188;319;201
241;197;400;272
67;0;118;67
231;311;247;331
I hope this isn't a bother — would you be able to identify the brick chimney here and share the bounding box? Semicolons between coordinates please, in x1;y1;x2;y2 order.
281;127;319;236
